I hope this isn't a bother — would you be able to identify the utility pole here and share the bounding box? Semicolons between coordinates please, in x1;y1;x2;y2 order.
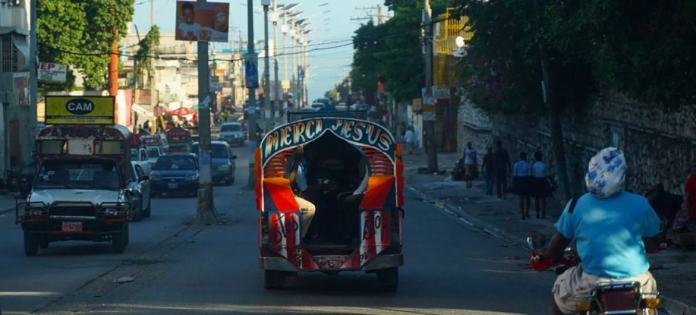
196;0;216;223
29;0;37;146
272;0;280;125
423;0;438;172
246;0;259;188
150;0;154;28
108;12;119;112
132;25;142;133
262;0;271;130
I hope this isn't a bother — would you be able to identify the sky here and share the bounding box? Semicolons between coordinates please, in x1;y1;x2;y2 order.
131;0;387;101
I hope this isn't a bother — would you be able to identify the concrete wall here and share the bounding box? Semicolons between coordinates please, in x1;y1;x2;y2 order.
458;93;696;195
0;72;35;173
0;2;29;31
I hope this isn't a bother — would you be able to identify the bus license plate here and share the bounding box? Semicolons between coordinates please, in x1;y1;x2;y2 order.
168;183;178;189
62;222;83;232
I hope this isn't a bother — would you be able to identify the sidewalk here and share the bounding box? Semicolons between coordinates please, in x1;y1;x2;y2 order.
403;151;695;314
0;190;17;215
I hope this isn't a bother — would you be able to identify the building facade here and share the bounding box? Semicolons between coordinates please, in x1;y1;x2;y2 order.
0;0;35;185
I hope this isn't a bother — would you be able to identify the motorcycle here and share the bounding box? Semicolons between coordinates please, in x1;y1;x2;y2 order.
526;236;663;315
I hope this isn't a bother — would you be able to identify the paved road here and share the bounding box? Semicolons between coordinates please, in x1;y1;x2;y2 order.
0;147;556;315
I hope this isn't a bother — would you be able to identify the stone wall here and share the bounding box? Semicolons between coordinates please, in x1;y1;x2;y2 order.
458;93;696;195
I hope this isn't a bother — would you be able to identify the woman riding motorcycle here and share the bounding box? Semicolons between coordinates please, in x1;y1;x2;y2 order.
533;147;661;315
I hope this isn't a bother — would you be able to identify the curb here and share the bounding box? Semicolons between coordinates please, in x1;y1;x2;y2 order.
0;207;14;215
408;185;528;249
407;181;695;315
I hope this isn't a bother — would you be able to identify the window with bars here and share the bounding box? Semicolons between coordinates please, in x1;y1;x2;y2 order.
1;36;18;72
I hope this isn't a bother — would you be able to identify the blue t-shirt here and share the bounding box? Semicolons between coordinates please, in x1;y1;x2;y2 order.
512;160;531;177
555;192;661;278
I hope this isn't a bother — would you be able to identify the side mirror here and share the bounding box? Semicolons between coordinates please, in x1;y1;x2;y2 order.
526;234;548;251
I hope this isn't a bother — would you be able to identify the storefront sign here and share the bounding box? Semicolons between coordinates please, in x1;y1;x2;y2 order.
261;118;395;162
38;63;68;82
45;96;115;125
432;86;450;99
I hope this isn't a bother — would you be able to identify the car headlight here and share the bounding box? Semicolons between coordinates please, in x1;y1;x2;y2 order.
187;175;199;181
150;174;161;180
217;165;230;171
100;202;127;216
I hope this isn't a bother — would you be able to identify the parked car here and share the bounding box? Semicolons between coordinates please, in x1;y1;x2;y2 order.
149;153;199;197
126;161;151;220
218;122;245;147
192;141;236;185
129;147;151;175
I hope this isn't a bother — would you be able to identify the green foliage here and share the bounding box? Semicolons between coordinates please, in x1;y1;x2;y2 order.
135;25;160;88
325;77;351;102
350;0;449;103
545;0;696;106
460;0;696;111
459;0;594;114
37;0;135;90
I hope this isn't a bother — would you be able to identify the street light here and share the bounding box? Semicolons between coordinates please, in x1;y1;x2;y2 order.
262;0;271;128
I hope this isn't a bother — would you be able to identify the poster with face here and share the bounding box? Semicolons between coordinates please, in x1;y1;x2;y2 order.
175;1;229;42
14;74;29;106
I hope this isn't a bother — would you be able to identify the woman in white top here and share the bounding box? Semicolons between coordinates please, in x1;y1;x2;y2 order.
531;151;551;219
512;152;532;220
463;142;477;188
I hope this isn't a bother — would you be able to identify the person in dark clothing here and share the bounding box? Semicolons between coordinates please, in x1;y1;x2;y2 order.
645;183;683;243
481;147;495;195
492;140;512;199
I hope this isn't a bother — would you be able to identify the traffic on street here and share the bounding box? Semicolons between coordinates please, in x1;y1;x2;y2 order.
0;0;694;314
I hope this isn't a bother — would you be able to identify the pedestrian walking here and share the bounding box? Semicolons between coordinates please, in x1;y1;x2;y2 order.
404;128;415;155
531;151;551;218
481;147;495;195
493;140;512;199
463;142;477;188
512;152;532;220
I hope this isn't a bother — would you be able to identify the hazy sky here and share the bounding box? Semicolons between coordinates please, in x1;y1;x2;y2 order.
131;0;386;101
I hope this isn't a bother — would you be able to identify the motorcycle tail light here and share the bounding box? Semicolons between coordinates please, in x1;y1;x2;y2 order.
575;299;592;312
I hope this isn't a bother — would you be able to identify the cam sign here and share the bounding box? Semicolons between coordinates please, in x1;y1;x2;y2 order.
38;63;68;82
45;96;115;125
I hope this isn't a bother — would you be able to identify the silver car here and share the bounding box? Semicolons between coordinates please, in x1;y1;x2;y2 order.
126;162;151;221
218;122;245;147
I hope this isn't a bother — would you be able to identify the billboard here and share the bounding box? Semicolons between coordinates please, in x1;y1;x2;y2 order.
175;1;230;42
45;96;115;125
38;63;68;82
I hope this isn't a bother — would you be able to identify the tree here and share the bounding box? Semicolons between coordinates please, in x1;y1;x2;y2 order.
350;0;450;103
325;77;351;103
37;0;135;90
135;25;160;89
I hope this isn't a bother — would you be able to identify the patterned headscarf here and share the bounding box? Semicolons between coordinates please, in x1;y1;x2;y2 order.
585;147;626;199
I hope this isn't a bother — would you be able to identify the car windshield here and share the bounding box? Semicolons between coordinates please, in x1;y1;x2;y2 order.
33;160;120;190
153;156;196;171
129;149;139;160
147;147;160;158
221;124;241;132
192;144;229;159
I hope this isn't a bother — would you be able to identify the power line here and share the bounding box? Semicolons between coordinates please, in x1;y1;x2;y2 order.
53;42;353;63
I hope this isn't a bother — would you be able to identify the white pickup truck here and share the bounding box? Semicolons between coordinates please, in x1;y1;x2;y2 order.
129;147;152;175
